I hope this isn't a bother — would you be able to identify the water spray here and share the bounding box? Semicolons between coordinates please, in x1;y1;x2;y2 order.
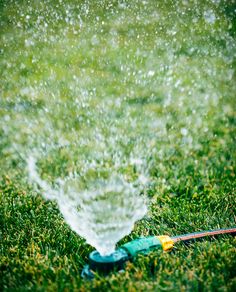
82;227;236;279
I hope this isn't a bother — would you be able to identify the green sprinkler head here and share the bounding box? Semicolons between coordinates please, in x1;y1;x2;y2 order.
81;235;173;279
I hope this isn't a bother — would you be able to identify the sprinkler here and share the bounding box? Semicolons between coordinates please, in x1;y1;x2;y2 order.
81;227;236;279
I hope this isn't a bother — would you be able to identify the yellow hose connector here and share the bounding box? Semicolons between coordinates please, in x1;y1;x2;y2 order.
157;235;174;251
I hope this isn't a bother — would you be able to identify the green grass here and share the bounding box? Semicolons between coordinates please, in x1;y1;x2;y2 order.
0;0;236;291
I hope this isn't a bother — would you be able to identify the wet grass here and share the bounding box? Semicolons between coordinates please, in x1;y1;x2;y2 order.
1;0;236;291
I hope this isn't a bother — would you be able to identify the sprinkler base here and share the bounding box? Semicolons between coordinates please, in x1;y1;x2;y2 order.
81;265;95;280
81;248;129;279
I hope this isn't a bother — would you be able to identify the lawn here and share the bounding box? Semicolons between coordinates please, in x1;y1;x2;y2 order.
0;0;236;291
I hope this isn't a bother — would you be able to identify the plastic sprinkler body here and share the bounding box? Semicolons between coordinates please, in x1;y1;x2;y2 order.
82;227;236;279
81;235;174;279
